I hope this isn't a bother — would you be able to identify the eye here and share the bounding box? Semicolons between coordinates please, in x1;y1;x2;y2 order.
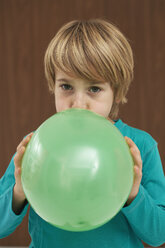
60;84;73;91
89;86;101;93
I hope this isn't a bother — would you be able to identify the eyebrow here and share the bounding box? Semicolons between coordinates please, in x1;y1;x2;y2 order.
56;78;72;83
56;78;104;85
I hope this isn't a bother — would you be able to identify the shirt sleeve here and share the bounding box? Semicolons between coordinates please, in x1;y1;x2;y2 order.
0;155;29;239
122;141;165;247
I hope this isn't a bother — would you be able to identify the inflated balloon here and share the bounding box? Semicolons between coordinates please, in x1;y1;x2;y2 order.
21;108;133;232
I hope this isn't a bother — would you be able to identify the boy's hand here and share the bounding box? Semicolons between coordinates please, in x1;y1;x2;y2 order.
13;132;33;200
124;136;143;206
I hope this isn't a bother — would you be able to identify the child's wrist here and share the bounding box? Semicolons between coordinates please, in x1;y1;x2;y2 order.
12;184;27;215
13;183;26;201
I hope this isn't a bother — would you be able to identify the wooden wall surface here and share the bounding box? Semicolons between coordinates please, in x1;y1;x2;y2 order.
0;0;165;247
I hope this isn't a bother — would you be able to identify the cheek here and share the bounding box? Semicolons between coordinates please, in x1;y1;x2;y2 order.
93;96;114;116
91;103;111;118
55;99;63;112
55;93;62;112
55;95;69;113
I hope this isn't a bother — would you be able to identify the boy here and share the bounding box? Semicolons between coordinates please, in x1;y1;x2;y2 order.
0;19;165;247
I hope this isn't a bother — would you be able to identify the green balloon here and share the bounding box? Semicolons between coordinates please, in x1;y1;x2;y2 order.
21;109;133;232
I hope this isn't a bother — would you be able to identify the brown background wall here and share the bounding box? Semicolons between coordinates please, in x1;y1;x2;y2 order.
0;0;165;247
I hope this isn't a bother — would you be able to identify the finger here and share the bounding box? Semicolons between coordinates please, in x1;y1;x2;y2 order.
14;146;26;168
17;133;33;150
130;147;142;169
15;166;22;177
133;165;142;184
17;133;33;151
125;137;139;150
125;137;142;171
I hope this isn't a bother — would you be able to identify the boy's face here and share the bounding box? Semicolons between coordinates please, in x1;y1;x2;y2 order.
54;70;114;121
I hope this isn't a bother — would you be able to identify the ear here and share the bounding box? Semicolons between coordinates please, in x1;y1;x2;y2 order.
115;99;120;104
113;93;120;104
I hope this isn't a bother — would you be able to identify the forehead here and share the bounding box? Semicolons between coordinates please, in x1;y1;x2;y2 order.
56;70;77;80
55;70;107;85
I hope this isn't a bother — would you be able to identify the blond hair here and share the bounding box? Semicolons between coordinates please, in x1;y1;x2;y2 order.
44;19;134;119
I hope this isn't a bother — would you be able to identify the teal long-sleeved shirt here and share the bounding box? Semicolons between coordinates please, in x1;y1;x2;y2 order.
0;119;165;247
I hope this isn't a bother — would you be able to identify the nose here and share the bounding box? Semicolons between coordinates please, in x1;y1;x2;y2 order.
71;92;89;109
